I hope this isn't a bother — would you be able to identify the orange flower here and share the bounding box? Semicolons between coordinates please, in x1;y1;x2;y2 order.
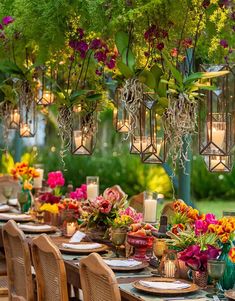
228;247;235;263
23;180;33;191
173;200;188;213
220;233;230;243
171;223;185;235
28;167;40;178
187;208;199;221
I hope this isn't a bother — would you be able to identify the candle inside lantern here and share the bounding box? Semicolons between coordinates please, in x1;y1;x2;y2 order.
164;260;176;278
20;123;31;137
117;119;129;132
33;168;44;189
209;122;226;149
143;192;157;223
86;176;99;201
210;156;226;171
66;222;76;236
41;91;54;105
10;109;20;129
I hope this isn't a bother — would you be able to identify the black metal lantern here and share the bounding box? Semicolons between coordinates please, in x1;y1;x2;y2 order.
19;81;37;137
199;64;235;156
113;88;130;133
8;108;20;130
204;155;233;173
129;93;166;163
36;66;55;106
71;104;97;155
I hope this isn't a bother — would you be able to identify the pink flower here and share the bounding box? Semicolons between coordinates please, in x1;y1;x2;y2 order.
2;16;14;26
103;187;120;203
205;213;217;225
47;171;65;189
195;219;208;235
95;196;112;214
70;184;87;200
120;206;143;223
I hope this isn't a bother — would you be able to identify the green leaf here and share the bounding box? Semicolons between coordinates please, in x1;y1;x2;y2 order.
69;90;87;102
194;84;217;91
158;81;167;97
138;70;156;89
115;31;129;54
0;61;25;77
162;53;183;86
86;93;102;101
117;61;134;78
150;65;163;89
121;48;135;71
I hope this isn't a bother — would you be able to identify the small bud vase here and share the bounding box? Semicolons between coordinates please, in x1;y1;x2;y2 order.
192;270;208;288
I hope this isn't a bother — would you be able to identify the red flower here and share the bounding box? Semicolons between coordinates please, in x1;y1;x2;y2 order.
182;38;192;48
99;199;112;214
170;48;178;57
156;42;164;51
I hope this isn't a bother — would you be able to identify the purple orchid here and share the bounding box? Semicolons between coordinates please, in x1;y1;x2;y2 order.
156;42;164;51
0;24;3;30
2;16;14;26
202;0;210;8
77;28;84;39
94;50;107;63
220;39;229;48
90;38;102;50
95;69;102;76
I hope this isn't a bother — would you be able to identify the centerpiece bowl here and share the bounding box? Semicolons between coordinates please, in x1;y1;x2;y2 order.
127;233;154;261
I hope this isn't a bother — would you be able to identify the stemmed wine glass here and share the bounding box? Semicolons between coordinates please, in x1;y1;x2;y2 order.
110;229;126;258
2;186;13;205
207;259;226;298
17;192;28;213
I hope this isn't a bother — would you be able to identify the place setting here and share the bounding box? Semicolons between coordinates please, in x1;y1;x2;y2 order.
17;223;57;233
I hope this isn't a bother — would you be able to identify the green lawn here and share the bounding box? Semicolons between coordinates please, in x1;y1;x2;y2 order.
157;199;235;219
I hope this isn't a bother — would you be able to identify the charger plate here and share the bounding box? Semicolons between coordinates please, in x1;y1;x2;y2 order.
103;258;149;271
132;277;199;295
18;224;57;233
0;205;11;213
225;290;235;300
58;242;108;254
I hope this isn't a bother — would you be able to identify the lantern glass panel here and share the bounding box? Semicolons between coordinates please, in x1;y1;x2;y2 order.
141;93;166;164
199;64;235;156
19;100;36;138
113;88;130;133
8;108;20;130
36;67;55;106
71;105;97;155
204;155;232;173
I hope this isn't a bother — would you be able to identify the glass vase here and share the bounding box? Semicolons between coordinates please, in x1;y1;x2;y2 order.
18;190;32;213
219;243;235;290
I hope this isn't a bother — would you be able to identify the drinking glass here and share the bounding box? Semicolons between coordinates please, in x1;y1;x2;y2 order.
111;229;126;258
207;259;226;297
18;192;28;212
2;186;13;205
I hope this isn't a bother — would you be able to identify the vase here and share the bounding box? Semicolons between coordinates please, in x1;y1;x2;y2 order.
192;271;208;288
18;190;32;213
127;234;154;261
219;243;235;290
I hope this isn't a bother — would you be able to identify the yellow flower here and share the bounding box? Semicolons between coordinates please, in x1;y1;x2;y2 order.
40;203;59;214
229;247;235;263
23;180;33;191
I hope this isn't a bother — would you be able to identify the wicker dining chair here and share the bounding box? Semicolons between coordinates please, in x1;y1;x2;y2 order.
2;220;34;301
79;253;121;301
31;234;69;301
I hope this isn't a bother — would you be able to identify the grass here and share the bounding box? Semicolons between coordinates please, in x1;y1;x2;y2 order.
157;199;235;219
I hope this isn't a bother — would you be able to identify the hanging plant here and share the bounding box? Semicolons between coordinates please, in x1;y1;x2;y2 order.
161;53;229;170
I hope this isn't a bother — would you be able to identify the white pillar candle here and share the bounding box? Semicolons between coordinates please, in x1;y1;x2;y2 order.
87;183;99;201
208;122;226;149
10;109;20;128
33;168;44;189
144;198;157;223
67;222;76;236
164;260;176;278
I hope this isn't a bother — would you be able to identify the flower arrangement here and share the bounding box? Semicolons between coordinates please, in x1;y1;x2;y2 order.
70;184;87;200
119;207;143;224
11;162;39;190
179;244;220;272
208;217;235;244
58;198;81;215
47;171;65;196
112;215;134;229
38;192;61;205
84;186;128;229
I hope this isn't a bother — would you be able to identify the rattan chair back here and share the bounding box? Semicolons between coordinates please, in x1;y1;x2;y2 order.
31;234;68;301
2;220;34;301
79;253;121;301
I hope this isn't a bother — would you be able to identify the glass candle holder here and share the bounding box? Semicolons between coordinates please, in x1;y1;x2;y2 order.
86;176;99;201
143;191;158;223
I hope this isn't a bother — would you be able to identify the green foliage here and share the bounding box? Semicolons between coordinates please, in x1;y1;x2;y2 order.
0;152;14;174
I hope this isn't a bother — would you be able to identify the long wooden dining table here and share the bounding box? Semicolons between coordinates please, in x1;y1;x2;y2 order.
0;223;214;301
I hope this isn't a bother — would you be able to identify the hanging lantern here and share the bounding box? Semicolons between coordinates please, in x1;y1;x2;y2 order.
129;92;166;163
19;81;37;138
71;103;97;155
36;66;55;106
199;64;235;156
141;93;166;164
204;155;233;173
113;88;130;133
8;108;20;130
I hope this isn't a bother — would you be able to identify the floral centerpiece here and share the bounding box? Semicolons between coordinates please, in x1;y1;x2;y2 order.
82;185;128;239
70;184;87;200
168;200;235;289
11;162;39;212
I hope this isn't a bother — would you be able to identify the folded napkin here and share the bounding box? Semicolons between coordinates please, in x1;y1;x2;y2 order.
0;213;30;220
0;205;10;211
8;198;18;206
103;259;141;267
19;224;53;231
62;243;102;250
139;281;191;290
69;231;86;243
